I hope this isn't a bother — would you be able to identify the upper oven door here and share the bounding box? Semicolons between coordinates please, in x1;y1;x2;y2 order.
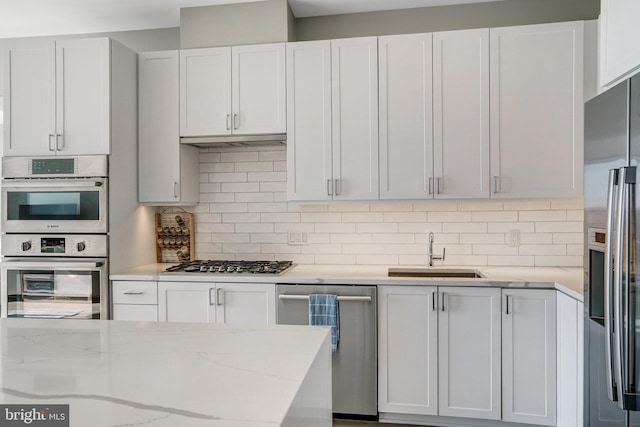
1;178;108;233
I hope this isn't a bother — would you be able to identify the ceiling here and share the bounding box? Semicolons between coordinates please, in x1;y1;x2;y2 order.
0;0;502;39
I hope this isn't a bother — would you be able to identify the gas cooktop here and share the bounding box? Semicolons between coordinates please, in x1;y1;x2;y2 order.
165;260;295;275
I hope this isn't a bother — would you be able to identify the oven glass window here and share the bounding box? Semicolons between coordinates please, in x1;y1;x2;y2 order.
4;269;101;319
7;191;99;221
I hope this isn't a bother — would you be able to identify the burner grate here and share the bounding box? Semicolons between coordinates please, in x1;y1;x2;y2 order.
165;260;294;275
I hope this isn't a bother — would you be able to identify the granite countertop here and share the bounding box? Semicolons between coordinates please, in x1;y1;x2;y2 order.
0;319;331;426
111;263;585;302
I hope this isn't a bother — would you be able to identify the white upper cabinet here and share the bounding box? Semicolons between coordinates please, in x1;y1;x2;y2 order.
232;44;286;135
286;40;333;201
599;0;640;87
379;29;489;200
287;37;379;201
4;38;110;156
179;43;285;137
489;21;584;198
379;33;433;200
139;51;199;205
180;47;231;137
433;28;490;199
331;37;379;200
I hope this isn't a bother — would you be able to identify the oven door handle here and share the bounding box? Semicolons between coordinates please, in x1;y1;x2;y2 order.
278;294;372;302
2;179;106;189
1;261;105;270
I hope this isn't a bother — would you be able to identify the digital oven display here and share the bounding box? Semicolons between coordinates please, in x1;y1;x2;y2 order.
41;238;65;254
31;158;75;175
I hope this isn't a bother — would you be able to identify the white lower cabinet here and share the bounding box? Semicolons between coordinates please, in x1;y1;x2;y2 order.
438;287;502;420
111;281;159;322
158;281;276;325
378;286;438;415
379;286;582;427
502;289;556;426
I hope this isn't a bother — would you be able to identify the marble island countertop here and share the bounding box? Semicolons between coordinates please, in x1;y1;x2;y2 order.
0;319;332;427
111;263;584;301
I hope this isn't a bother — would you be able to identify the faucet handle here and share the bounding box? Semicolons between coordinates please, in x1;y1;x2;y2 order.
441;247;446;262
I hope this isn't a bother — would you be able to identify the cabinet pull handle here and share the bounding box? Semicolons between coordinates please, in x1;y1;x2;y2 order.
428;177;433;195
56;134;64;150
436;177;442;195
441;292;446;312
48;134;56;151
327;179;332;196
505;295;510;315
226;114;231;131
432;292;437;311
334;179;341;196
492;176;499;194
233;113;239;130
173;182;178;198
217;288;224;306
209;288;216;306
123;291;144;295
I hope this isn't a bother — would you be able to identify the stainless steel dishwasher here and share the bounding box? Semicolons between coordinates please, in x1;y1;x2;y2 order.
276;284;377;420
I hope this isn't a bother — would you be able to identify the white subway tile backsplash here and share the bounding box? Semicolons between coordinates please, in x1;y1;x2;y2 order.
220;152;259;163
519;210;567;222
221;182;260;193
428;212;472;222
188;149;584;267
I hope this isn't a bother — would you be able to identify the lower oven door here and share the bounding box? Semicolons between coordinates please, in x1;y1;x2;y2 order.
1;259;108;319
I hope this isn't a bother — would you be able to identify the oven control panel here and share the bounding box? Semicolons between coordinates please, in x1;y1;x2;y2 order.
1;234;108;257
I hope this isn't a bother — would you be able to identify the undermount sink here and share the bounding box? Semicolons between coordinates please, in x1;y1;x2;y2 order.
388;268;485;279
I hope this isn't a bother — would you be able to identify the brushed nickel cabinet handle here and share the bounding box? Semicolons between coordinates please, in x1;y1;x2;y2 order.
492;176;499;194
226;114;231;130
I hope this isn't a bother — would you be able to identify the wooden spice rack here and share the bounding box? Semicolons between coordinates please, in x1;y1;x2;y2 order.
155;212;195;263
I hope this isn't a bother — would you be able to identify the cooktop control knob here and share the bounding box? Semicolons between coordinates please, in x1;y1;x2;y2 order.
77;242;86;252
21;241;32;252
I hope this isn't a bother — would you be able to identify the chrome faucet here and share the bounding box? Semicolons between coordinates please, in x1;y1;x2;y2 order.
428;232;446;267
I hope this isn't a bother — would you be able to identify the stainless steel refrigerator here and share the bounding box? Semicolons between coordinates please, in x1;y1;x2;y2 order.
585;73;640;426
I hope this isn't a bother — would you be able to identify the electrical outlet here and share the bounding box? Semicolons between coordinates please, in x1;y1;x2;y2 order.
288;231;310;246
508;229;520;247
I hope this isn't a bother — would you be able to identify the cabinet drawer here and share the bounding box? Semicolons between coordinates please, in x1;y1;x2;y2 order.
112;281;158;305
113;304;158;322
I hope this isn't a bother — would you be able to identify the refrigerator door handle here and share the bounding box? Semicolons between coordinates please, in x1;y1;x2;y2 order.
605;168;619;402
614;166;629;409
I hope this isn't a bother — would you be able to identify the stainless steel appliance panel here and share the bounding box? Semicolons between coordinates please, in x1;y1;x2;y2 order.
2;234;107;257
0;259;108;319
585;73;640;425
276;284;377;419
2;155;108;178
1;178;108;233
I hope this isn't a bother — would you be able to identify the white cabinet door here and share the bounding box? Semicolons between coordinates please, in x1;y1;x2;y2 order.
379;33;433;200
502;289;557;426
232;43;286;134
3;42;55;156
286;40;333;202
158;282;216;323
180;47;232;136
55;38;110;155
215;283;276;325
139;51;199;205
331;37;379;200
113;305;158;322
433;28;490;199
4;38;110;156
600;0;640;87
378;286;438;416
490;21;584;198
438;287;501;420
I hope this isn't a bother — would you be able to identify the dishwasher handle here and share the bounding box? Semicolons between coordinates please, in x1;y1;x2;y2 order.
278;294;372;302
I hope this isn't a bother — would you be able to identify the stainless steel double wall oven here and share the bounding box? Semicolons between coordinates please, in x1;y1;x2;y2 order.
1;156;109;319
